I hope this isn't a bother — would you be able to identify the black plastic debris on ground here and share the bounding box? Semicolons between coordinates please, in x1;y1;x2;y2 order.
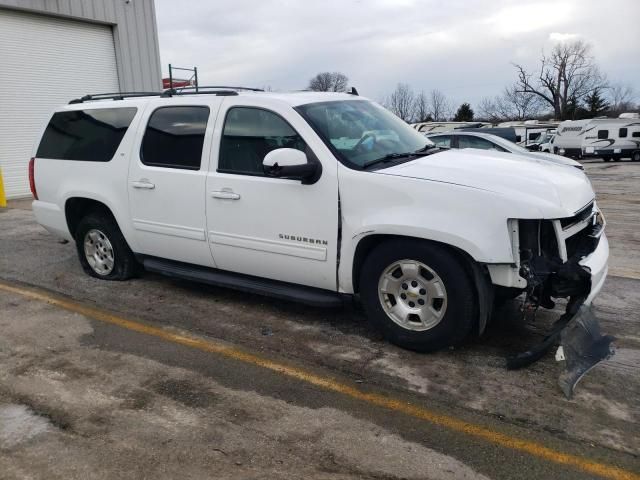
557;305;615;398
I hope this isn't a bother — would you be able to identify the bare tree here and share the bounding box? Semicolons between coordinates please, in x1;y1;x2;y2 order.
384;83;416;122
479;85;543;122
427;89;451;121
608;83;636;115
414;91;431;122
308;72;349;92
513;40;606;120
477;97;502;123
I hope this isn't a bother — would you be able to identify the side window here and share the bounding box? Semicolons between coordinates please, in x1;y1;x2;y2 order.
36;107;137;161
219;107;306;176
597;130;608;139
633;131;640;138
141;106;209;170
429;135;451;148
458;136;499;150
619;128;627;138
515;135;522;143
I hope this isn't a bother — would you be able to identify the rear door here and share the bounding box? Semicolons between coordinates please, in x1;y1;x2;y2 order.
128;99;222;267
204;98;339;290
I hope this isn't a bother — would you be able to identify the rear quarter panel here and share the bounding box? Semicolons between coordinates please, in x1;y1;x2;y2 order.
33;103;148;251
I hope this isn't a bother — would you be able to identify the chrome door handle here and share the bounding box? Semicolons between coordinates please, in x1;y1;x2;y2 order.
131;180;155;189
211;190;240;200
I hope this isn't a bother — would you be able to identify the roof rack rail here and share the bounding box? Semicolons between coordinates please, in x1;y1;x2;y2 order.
161;88;238;97
69;92;161;104
161;85;264;97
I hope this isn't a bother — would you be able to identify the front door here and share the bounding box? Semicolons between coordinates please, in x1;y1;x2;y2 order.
205;99;338;290
128;101;221;267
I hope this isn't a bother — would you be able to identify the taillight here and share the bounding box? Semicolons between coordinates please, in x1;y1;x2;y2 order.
29;157;38;200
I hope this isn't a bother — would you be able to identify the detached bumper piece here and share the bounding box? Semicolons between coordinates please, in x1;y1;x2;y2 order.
557;306;614;398
506;260;615;398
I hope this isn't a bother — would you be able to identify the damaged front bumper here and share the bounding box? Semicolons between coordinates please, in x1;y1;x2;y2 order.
580;233;609;306
503;206;614;398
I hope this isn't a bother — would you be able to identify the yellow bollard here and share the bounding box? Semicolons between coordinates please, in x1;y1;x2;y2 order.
0;167;7;208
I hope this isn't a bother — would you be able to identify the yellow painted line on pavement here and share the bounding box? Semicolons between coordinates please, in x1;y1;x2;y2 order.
0;279;638;480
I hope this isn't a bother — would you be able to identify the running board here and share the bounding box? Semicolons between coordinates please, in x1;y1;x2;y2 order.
141;257;344;308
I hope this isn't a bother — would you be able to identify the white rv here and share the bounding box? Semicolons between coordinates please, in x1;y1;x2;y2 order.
497;120;559;147
581;118;640;161
551;119;594;158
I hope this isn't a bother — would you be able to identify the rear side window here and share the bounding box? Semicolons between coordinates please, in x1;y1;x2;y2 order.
429;135;452;148
458;135;505;151
141;106;209;170
633;131;640;138
619;128;627;138
597;130;608;139
36;108;137;161
218;107;306;176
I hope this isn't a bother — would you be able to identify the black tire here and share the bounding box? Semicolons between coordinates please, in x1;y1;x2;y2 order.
74;211;137;280
359;239;475;352
632;151;640;162
602;156;611;162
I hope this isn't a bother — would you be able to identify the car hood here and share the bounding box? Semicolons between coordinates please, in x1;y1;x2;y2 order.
528;151;582;168
377;149;594;216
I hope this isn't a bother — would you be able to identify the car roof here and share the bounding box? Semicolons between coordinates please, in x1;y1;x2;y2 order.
427;131;502;140
58;90;365;111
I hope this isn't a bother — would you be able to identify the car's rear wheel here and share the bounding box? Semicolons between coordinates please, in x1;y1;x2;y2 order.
75;212;136;280
359;240;475;352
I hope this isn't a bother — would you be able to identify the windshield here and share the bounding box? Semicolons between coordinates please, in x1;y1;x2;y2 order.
296;100;434;168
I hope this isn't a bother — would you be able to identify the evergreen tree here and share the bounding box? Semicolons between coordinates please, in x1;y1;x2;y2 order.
453;103;474;121
583;88;609;118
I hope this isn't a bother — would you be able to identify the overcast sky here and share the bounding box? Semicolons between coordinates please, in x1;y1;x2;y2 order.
154;0;639;107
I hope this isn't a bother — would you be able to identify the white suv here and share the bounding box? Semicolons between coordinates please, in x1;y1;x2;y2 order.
29;88;608;352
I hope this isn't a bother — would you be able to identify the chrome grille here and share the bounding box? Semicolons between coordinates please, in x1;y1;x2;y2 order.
552;203;603;262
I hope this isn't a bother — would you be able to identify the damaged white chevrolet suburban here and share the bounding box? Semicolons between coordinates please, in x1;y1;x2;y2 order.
30;89;609;360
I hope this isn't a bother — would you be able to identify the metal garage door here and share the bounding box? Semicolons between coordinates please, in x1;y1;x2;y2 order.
0;8;120;198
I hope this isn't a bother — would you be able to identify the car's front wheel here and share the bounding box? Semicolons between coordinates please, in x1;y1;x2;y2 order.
74;212;137;280
359;240;475;352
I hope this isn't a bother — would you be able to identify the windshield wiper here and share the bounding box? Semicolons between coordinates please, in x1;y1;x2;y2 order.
363;152;414;169
363;145;442;169
414;144;441;154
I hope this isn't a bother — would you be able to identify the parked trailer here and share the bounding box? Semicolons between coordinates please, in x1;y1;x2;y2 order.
581;119;640;162
497;120;559;147
551;119;594;158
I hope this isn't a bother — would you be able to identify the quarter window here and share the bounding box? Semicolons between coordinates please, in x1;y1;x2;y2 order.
597;130;608;139
218;107;306;175
619;128;628;138
141;106;209;170
429;135;452;148
458;136;506;151
36;108;137;162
